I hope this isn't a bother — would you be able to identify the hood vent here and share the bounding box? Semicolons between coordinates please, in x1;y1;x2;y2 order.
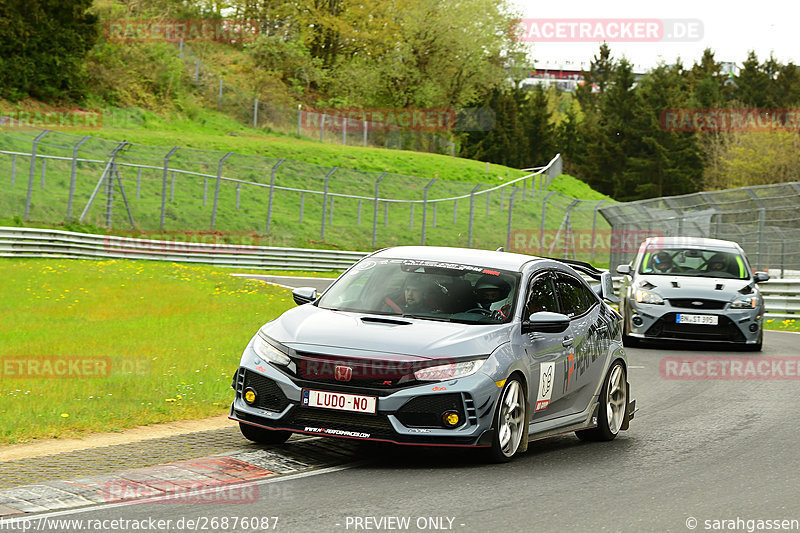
360;316;412;326
715;283;724;291
671;281;680;288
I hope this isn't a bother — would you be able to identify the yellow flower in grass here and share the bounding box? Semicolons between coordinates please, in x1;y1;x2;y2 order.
60;413;69;418
165;398;177;402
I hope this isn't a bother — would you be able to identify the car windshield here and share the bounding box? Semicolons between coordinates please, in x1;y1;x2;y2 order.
316;258;521;324
639;247;749;279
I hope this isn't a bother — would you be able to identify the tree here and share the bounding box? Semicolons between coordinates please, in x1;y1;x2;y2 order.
0;0;99;101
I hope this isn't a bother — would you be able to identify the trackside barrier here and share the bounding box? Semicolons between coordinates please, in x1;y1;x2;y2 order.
1;226;797;318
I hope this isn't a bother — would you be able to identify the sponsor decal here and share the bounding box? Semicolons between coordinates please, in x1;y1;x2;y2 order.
304;426;370;438
535;362;555;412
254;365;267;373
431;386;447;391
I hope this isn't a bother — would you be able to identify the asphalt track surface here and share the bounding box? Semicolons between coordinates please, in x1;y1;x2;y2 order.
5;330;799;533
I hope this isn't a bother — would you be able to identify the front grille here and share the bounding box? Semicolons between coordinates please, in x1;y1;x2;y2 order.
287;407;395;434
288;353;427;392
668;298;727;310
645;313;746;342
395;393;465;428
241;370;290;412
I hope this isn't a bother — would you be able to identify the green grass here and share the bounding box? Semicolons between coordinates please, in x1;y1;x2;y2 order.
0;258;301;444
764;318;800;331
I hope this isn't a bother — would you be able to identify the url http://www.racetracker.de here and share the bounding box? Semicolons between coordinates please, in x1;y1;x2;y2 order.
685;516;800;532
0;515;279;532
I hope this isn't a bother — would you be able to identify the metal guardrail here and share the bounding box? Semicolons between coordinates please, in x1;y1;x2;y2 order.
0;227;367;271
1;226;797;318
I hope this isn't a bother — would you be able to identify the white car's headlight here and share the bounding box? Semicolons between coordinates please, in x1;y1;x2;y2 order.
635;289;664;305
414;360;485;382
731;295;757;309
253;331;291;366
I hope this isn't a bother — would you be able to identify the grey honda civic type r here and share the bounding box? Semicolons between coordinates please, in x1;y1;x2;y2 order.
230;246;635;462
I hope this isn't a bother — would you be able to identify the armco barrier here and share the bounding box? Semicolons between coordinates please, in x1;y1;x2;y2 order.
1;226;797;318
0;226;367;271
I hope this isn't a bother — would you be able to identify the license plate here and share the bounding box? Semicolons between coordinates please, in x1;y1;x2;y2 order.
302;389;377;414
676;314;719;325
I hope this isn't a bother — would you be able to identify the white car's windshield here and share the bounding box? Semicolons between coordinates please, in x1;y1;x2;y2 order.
639;248;749;279
317;258;521;324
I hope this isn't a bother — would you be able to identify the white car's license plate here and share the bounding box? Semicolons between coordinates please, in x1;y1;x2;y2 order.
302;389;377;414
676;314;719;325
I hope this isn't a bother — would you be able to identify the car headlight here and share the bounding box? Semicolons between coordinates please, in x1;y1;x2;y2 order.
253;331;291;366
414;359;485;381
414;360;485;382
731;295;757;309
635;289;664;305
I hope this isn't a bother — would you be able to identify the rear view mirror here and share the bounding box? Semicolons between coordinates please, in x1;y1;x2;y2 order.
522;312;570;334
599;271;619;303
615;264;631;276
754;271;770;283
292;287;318;305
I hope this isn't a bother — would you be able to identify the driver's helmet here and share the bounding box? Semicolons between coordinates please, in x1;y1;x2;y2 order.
474;275;511;307
707;253;728;272
652;251;673;271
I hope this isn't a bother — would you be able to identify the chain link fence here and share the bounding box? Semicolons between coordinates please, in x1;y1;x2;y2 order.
176;42;458;155
599;183;800;277
0;118;616;256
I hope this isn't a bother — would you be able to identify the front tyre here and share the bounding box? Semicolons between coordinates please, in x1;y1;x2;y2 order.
239;422;292;444
576;362;627;442
486;377;526;463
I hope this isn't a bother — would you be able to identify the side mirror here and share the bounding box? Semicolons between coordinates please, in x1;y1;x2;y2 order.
292;287;318;305
522;311;570;334
616;264;632;276
754;271;770;283
599;271;619;303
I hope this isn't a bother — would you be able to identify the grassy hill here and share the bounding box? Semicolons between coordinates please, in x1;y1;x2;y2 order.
0;106;612;255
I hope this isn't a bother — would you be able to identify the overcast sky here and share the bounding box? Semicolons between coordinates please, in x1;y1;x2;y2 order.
513;0;797;72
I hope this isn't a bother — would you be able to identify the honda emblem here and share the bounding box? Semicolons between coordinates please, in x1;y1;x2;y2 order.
334;365;353;382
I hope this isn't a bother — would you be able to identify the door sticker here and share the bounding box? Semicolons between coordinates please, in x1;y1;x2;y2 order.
536;362;555;412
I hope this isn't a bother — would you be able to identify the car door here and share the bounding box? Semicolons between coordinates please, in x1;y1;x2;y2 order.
513;271;570;423
553;272;606;417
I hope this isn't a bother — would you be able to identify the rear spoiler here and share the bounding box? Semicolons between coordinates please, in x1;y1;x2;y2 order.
543;257;619;303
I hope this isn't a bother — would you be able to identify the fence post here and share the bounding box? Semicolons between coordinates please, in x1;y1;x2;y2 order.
103;141;129;228
236;183;241;210
210;152;234;230
266;158;286;233
320;167;337;240
11;155;16;185
372;172;388;248
433;203;437;227
421;178;437;245
342;117;347;145
540;191;555;251
506;189;519;250
253;99;259;128
67;135;90;220
757;207;766;270
363;120;367;147
179;38;183;59
357;199;362;225
297;105;302;136
590;200;607;262
160;147;179;230
136;167;142;199
320;114;325;142
218;78;223;107
468;184;483;247
24;130;50;220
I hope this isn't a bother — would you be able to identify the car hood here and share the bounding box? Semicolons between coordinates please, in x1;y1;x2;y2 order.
262;305;509;359
635;274;756;299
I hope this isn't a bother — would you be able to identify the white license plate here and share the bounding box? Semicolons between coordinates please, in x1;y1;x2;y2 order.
676;314;719;325
302;389;377;414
